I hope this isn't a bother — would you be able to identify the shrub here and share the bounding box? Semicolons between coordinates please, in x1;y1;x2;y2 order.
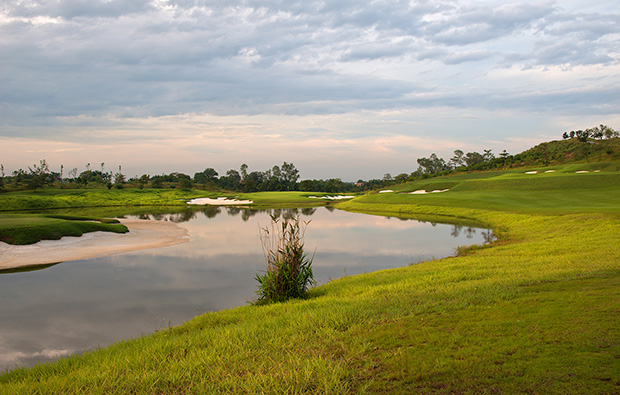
255;214;315;303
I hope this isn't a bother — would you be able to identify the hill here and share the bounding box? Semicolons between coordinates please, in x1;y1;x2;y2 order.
511;137;620;167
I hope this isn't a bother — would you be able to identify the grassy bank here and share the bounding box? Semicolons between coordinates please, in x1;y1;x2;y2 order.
0;189;335;212
0;188;215;212
1;165;619;393
0;214;128;245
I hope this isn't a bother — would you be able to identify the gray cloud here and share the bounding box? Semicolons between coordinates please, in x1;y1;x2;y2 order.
1;0;619;138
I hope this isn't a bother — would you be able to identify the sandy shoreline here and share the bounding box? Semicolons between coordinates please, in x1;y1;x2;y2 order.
0;219;189;270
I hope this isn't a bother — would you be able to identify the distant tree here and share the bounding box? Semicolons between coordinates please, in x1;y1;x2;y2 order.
417;153;449;174
483;149;494;162
194;168;219;185
0;164;4;190
449;149;466;168
27;159;51;191
179;177;192;190
601;124;619;139
69;167;78;180
220;169;241;190
240;163;248;182
394;173;409;183
151;176;164;189
464;152;484;167
562;132;569;139
569;131;575;138
575;129;590;142
280;162;299;190
114;165;125;189
138;174;149;189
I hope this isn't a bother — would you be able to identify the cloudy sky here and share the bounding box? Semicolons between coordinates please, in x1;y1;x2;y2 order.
1;0;619;180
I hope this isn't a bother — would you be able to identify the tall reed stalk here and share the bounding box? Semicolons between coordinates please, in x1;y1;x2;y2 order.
255;214;315;303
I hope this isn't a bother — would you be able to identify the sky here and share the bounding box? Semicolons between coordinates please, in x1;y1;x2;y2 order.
1;0;619;181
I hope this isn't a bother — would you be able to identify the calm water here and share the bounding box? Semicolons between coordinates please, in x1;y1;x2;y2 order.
0;207;491;372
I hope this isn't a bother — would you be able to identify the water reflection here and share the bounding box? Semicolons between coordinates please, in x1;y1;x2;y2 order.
0;207;491;372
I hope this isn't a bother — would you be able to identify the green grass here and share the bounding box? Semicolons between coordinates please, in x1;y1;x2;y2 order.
0;189;334;212
375;162;620;215
0;188;220;212
1;163;619;393
0;214;128;245
239;191;352;207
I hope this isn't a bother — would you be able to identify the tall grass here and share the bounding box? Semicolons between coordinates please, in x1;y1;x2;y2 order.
255;214;315;303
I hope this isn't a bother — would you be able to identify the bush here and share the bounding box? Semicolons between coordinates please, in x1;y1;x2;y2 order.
255;214;315;303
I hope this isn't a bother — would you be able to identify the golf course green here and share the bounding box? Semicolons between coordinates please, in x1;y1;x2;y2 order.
0;162;618;394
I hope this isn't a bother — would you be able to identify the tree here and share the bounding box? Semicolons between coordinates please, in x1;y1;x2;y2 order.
138;174;149;189
194;168;219;184
220;169;241;190
69;167;78;180
417;153;449;174
562;132;569;139
27;159;51;191
240;163;248;182
575;129;590;142
449;150;466;168
0;164;4;190
280;162;299;191
394;173;409;183
483;149;494;162
605;125;615;138
151;176;164;189
179;177;193;190
114;165;125;189
464;152;484;167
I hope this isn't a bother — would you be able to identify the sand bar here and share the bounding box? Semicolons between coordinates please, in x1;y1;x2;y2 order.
0;219;189;270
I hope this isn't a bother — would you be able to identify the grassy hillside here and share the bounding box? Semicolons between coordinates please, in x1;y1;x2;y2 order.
1;163;618;393
512;138;620;166
377;161;620;215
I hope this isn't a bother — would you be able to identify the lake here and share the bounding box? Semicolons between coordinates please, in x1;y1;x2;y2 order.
0;207;492;372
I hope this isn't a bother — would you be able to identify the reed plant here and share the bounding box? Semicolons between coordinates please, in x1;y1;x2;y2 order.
255;214;315;303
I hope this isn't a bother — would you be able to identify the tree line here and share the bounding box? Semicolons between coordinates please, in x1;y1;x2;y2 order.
562;124;618;142
2;124;616;193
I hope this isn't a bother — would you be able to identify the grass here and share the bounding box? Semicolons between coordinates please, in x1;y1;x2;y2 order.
0;214;128;245
239;191;352;207
1;162;619;393
0;189;335;212
0;188;216;212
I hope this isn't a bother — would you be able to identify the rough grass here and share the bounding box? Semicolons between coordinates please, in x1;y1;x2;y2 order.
1;164;619;394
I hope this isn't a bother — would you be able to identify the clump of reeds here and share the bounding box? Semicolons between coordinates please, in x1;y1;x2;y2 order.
255;214;315;303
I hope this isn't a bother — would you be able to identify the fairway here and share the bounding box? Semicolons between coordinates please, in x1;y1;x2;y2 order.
1;162;619;394
363;162;620;215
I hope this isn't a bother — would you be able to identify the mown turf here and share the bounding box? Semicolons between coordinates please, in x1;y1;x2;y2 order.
0;214;128;245
0;164;618;394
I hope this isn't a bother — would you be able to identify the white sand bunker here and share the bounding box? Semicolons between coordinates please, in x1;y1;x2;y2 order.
575;170;590;173
379;190;394;193
0;219;189;270
307;195;354;200
188;197;253;205
545;170;556;173
525;171;538;174
409;189;449;194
